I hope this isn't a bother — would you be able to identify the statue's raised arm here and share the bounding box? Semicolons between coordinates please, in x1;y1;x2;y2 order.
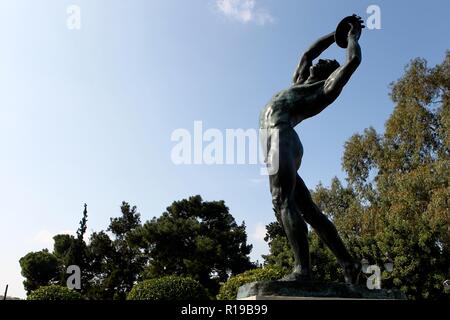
324;15;364;97
292;31;336;85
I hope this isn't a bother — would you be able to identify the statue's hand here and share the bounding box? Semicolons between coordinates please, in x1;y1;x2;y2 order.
348;14;365;39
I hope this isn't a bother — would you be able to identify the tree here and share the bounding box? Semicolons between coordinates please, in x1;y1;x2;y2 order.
19;250;59;294
20;205;92;296
132;195;254;297
263;52;450;299
24;199;254;300
87;202;145;300
52;204;90;294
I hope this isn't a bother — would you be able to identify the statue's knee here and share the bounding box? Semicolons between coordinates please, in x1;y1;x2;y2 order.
272;196;284;212
273;194;293;212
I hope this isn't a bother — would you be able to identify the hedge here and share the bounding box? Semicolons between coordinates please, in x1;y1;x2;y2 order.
217;266;286;300
127;276;208;300
27;285;83;300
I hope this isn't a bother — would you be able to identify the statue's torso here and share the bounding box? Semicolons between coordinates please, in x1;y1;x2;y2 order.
260;80;330;130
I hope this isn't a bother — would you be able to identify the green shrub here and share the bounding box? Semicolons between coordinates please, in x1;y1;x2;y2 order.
127;276;209;300
27;285;83;300
217;266;286;300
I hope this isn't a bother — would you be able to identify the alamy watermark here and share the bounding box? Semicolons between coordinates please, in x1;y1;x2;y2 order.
170;121;279;175
66;265;81;290
361;258;394;290
366;5;382;30
63;4;381;31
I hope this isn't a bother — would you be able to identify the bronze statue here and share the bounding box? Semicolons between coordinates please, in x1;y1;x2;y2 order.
260;15;365;284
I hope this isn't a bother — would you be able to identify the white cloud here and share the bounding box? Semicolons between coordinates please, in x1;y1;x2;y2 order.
216;0;274;25
251;223;267;242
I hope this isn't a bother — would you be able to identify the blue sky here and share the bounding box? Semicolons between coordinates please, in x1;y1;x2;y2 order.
0;0;448;298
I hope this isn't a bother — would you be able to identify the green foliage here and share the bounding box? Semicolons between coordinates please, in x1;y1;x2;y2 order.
132;195;254;297
262;234;293;272
217;266;286;300
19;250;59;294
52;205;91;295
309;233;342;282
86;202;145;300
264;52;450;300
19;205;92;296
19;202;146;300
20;197;252;300
77;204;88;241
27;285;83;300
263;231;343;283
108;202;142;240
127;276;208;300
53;234;76;262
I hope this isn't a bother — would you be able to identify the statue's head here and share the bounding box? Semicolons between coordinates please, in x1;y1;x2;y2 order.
308;59;340;82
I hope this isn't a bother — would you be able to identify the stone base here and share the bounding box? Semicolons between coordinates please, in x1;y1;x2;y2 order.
237;280;406;300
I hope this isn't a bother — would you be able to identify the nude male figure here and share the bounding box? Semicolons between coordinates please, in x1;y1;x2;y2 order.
260;16;365;284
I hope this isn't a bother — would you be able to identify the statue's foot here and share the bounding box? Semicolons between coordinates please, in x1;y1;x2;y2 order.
343;261;362;285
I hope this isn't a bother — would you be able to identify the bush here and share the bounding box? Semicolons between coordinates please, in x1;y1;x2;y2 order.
27;285;83;300
217;266;286;300
127;276;209;300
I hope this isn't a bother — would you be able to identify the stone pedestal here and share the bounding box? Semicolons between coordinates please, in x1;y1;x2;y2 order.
237;280;406;300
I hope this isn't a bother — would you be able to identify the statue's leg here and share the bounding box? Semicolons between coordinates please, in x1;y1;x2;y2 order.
294;175;361;284
269;140;311;279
